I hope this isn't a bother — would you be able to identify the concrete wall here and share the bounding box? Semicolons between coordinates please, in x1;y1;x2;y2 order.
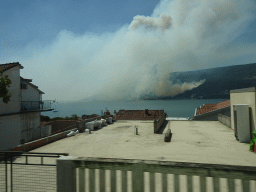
20;112;41;132
46;120;78;135
0;67;21;115
154;113;167;133
218;114;231;128
20;125;52;144
0;114;21;151
230;88;256;132
11;128;77;152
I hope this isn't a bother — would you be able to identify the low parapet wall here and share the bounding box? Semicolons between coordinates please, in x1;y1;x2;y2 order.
77;115;113;132
218;114;231;128
11;128;78;152
154;113;167;133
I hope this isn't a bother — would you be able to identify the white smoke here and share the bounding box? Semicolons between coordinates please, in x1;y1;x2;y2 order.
5;0;256;101
129;14;172;32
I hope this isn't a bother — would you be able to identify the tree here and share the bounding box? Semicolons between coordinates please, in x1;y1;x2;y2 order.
0;72;12;103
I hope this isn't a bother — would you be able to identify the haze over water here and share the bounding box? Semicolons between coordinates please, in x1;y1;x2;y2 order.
43;99;227;119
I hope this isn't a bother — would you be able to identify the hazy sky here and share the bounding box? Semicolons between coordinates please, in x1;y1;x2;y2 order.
1;0;256;101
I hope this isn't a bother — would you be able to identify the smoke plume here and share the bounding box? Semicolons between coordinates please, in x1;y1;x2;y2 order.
4;0;256;101
129;14;172;32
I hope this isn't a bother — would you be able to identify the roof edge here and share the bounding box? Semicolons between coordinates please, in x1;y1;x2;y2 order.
230;87;256;93
192;106;230;120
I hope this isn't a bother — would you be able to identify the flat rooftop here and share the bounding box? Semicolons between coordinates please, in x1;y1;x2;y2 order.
25;120;255;166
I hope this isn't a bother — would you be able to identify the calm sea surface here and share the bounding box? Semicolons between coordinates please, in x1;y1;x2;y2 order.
42;99;227;119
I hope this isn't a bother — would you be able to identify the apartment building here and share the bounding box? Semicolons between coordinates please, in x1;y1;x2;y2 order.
0;62;53;151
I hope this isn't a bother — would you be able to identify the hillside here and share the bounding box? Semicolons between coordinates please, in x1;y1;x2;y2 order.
160;63;256;100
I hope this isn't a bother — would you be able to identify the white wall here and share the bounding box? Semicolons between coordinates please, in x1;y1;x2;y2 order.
0;67;21;115
21;80;41;110
21;81;40;101
230;89;256;132
0;114;21;151
20;112;41;143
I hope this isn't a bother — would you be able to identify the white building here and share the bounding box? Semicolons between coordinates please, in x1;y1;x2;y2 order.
0;62;53;151
230;87;256;142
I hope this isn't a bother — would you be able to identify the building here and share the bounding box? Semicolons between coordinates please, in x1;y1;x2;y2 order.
192;100;230;120
0;62;53;151
230;87;256;142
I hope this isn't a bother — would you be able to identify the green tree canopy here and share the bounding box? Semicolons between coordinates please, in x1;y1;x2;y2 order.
0;72;12;103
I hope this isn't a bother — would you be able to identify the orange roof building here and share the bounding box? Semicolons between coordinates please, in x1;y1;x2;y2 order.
192;100;230;121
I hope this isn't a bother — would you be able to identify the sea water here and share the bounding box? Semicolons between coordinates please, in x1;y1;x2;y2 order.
42;99;227;119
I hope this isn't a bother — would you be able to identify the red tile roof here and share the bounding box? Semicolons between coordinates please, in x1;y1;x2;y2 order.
196;100;230;116
0;62;23;72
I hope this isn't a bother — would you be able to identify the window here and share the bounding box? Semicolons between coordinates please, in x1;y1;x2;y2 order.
20;84;27;89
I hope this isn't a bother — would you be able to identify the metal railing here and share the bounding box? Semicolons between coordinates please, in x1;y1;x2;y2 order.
57;156;256;192
0;151;68;192
21;100;54;111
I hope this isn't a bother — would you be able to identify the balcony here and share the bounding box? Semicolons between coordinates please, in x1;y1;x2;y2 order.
21;100;54;112
57;157;256;192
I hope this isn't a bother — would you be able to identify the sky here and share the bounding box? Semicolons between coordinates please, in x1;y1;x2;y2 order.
1;0;256;101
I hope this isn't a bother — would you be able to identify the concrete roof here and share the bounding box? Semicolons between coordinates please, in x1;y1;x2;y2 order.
18;120;255;167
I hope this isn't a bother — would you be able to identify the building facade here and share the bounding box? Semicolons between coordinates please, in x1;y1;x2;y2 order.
0;62;53;151
230;87;256;141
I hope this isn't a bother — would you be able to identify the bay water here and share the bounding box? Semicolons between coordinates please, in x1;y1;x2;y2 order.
42;99;228;119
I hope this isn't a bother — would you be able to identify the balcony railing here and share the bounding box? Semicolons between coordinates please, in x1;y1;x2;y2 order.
21;100;54;112
57;157;256;192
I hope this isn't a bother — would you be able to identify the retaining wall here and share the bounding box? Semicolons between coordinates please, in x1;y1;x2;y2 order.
154;113;167;133
218;114;231;128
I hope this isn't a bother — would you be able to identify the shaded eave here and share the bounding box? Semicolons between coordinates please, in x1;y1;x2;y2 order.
20;77;45;94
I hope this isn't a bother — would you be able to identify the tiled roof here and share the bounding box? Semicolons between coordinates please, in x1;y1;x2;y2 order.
116;109;165;120
196;100;230;116
0;62;24;72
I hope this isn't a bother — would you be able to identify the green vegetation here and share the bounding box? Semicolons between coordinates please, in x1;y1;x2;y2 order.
40;115;51;122
0;72;12;103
